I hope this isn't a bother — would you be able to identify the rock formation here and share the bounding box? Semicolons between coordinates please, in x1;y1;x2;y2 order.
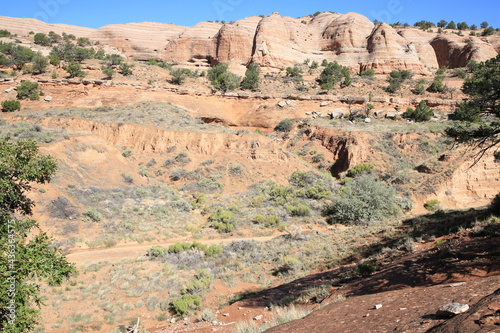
1;12;499;74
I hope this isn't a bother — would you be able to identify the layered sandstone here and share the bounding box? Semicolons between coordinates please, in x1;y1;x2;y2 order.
1;13;499;74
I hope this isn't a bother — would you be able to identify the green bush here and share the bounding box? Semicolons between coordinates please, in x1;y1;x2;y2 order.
427;79;445;93
317;61;350;90
207;63;240;92
453;102;481;122
357;262;376;276
34;33;50;46
286;203;310;216
1;100;21;112
403;100;434;122
32;54;48;74
16;80;41;100
424;199;441;211
49;53;60;66
347;163;374;178
102;67;114;79
83;208;101;222
65;61;85;78
0;29;11;37
360;68;375;77
147;246;167;257
324;175;401;225
119;63;133;76
412;81;426;95
285;66;303;83
275;118;294;132
205;244;222;257
241;62;260;90
208;207;236;233
170;294;202;316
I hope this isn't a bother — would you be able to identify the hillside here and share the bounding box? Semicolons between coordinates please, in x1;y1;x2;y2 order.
0;11;499;333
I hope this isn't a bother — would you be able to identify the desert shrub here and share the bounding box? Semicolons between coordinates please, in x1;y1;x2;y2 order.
403;100;434;122
360;68;375;77
208;207;236;232
65;61;84;78
304;184;332;199
454;69;466;79
241;62;260;90
286;203;310;216
288;170;320;188
252;214;280;227
16;80;41;100
205;245;222;257
424;199;441;211
346;163;374;178
436;66;447;75
490;193;500;215
170;68;188;85
0;29;11;37
453;102;481;122
170;294;202;316
34;33;50;46
147;246;167;257
119;63;133;76
207;63;240;92
357;262;376;276
285;66;303;83
310;61;319;69
317;61;350;89
102;67;114;79
427;79;445;93
82;208;101;222
395;196;414;211
1;100;21;112
122;149;132;157
412;81;426;95
324;175;401;225
185;270;212;294
275;119;294;132
32;54;48;74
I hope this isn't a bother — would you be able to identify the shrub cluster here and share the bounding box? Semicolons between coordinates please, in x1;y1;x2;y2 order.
403;100;434;122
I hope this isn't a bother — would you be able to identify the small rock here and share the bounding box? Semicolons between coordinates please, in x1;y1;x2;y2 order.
364;313;370;317
400;308;407;310
330;109;344;119
305;111;312;115
364;118;371;123
222;313;229;317
277;101;287;108
44;96;52;102
254;315;263;321
285;99;294;106
374;110;386;117
211;320;218;325
238;307;244;310
436;303;469;318
170;318;176;323
374;304;383;310
386;111;397;119
5;87;15;93
448;282;466;287
320;101;329;107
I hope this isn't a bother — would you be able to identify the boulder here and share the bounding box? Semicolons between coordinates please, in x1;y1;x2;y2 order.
329;109;345;119
277;101;287;108
374;110;386;117
44;96;52;102
436;303;469;318
320;101;329;107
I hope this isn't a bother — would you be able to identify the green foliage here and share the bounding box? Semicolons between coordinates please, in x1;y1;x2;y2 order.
445;53;500;154
286;203;310;216
324;175;401;225
310;61;319;69
436;66;447;75
403;100;434;122
146;246;167;257
76;37;89;47
185;269;213;294
360;68;375;77
82;208;101;222
102;67;114;79
414;20;435;30
385;70;411;93
207;63;240;92
241;62;260;90
31;54;48;74
453;102;481;122
446;21;456;29
104;54;123;66
0;30;11;38
169;68;190;85
457;22;469;30
482;27;495;36
274;118;294;132
437;20;448;28
49;53;60;66
1;100;21;113
65;61;84;78
11;45;36;69
317;61;350;90
412;80;426;95
285;66;303;83
208;207;236;233
481;21;489;29
170;294;202;316
119;63;133;76
0;137;76;332
424;199;441;211
253;214;280;227
16;80;41;100
453;68;466;79
347;163;374;178
34;33;50;46
357;262;376;276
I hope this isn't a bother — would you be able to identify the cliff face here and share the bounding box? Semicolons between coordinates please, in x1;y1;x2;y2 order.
1;13;499;74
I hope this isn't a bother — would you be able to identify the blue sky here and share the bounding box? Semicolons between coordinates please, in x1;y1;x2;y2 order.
1;0;499;29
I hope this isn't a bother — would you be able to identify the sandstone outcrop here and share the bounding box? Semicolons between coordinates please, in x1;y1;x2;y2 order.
1;13;499;74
